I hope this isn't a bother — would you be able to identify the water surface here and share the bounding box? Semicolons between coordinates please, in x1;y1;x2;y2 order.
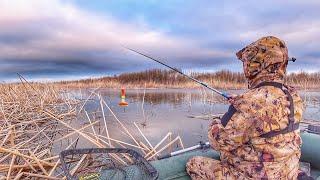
68;88;320;150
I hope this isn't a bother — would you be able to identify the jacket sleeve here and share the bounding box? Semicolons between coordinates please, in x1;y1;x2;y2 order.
208;88;267;152
208;107;254;152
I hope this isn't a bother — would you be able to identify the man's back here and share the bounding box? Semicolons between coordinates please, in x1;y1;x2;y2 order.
186;36;305;180
208;85;303;179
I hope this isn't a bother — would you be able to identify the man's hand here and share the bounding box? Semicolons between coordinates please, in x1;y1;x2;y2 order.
228;94;238;104
210;118;221;126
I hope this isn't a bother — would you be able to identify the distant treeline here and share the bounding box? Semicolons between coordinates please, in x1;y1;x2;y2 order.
57;69;320;89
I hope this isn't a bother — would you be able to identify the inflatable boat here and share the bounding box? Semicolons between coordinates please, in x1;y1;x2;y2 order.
61;131;320;179
151;132;320;179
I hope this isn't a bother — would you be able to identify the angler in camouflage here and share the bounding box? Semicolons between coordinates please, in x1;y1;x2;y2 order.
186;36;304;179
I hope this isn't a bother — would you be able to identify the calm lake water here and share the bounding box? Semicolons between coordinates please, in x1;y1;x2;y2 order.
66;88;320;150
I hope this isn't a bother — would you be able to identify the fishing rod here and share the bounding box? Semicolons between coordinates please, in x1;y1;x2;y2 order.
124;47;230;99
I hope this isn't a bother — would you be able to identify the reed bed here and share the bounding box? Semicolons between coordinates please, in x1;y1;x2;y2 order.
0;78;80;179
0;77;185;179
55;69;320;90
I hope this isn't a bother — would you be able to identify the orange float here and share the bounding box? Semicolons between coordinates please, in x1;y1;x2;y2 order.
118;88;128;107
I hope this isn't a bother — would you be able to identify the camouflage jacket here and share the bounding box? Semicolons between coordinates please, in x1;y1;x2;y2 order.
209;84;303;179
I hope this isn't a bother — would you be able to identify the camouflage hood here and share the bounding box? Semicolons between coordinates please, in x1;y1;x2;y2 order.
236;36;289;88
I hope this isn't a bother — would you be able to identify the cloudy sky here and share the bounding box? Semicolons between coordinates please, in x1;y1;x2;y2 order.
1;0;320;81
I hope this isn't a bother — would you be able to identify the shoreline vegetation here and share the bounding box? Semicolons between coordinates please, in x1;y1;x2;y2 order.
0;76;185;179
55;69;320;90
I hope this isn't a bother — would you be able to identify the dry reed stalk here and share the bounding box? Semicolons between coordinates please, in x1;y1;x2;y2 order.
84;110;100;143
80;131;140;165
139;142;151;155
53;121;99;143
48;138;80;176
99;95;111;146
21;172;61;180
147;136;181;160
42;155;60;162
142;83;147;125
35;149;50;159
17;73;41;97
178;136;185;149
0;163;53;171
78;87;100;113
70;155;87;176
9;127;15;147
104;141;134;164
12;127;46;149
0;147;54;167
133;122;153;150
45;107;126;164
56;130;132;167
13;172;23;180
6;154;15;180
0;154;11;164
144;132;172;158
43;110;105;148
20;156;37;173
54;129;128;166
0;130;11;147
168;133;173;154
88;133;147;151
29;150;49;176
101;98;141;148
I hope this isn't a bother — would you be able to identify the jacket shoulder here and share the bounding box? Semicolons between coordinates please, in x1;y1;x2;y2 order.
232;85;289;115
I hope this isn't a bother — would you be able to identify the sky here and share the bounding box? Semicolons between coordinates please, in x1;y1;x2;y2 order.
1;0;320;82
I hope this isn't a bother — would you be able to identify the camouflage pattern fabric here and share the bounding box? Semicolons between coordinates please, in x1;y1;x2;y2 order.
186;36;304;180
236;36;289;88
187;85;303;180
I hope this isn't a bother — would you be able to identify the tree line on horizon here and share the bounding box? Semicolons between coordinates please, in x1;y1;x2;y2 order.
57;69;320;89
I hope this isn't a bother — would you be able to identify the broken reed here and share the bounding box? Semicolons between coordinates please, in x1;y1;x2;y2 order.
0;79;184;179
55;69;320;89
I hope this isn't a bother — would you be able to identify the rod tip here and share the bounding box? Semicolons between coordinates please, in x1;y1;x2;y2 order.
289;57;297;62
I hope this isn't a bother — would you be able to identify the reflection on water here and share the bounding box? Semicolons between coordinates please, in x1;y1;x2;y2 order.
71;88;320;149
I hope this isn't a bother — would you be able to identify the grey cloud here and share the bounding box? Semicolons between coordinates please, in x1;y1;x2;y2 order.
1;0;320;81
0;17;63;45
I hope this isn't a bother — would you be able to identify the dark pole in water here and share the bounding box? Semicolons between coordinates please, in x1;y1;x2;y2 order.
124;47;230;99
